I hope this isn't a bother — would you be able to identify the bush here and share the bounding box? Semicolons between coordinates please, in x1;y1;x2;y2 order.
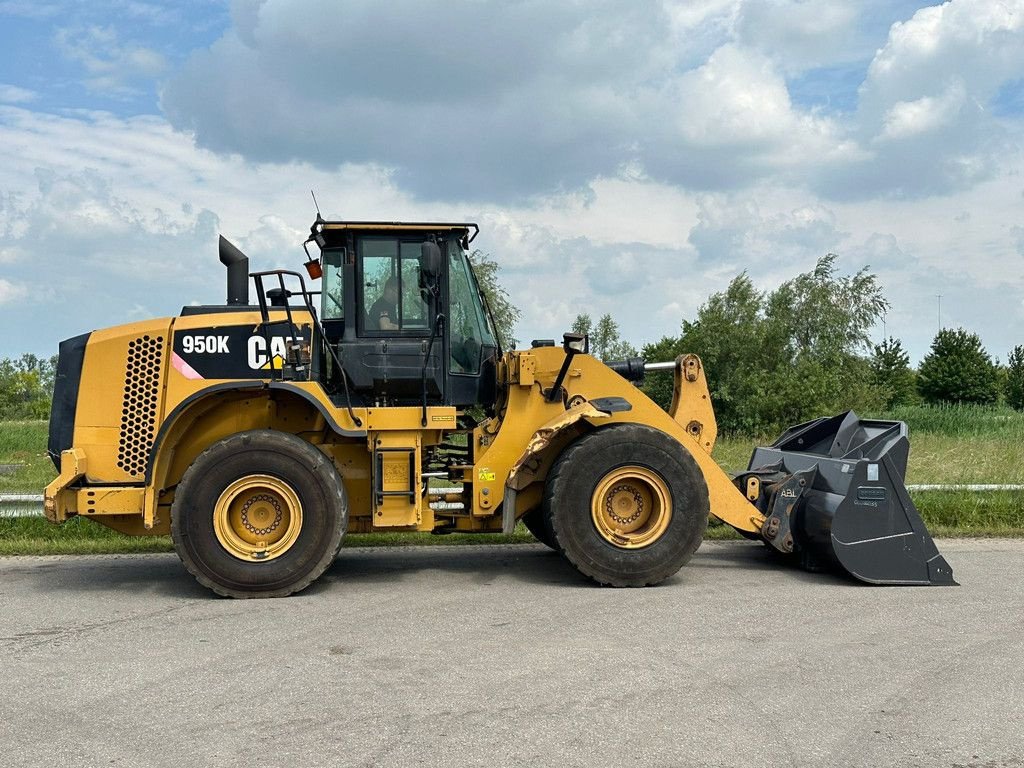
1006;345;1024;411
917;328;1000;405
871;337;919;408
0;355;56;420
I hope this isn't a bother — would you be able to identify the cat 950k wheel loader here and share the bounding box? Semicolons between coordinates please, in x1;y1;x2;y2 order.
43;218;956;597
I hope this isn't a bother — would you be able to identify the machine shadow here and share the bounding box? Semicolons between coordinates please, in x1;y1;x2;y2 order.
9;541;856;601
312;539;858;593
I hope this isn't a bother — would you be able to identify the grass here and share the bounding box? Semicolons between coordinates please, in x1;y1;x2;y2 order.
3;404;1022;555
0;420;52;493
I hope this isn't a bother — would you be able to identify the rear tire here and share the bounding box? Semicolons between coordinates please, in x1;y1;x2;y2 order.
521;507;558;551
545;424;709;587
171;430;347;598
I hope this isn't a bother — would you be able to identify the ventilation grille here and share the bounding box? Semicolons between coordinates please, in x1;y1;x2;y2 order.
117;335;164;477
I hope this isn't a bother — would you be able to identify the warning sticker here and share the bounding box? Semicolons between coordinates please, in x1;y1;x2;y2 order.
478;468;496;482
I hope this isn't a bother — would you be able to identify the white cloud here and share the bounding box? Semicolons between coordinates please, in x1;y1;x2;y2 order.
0;278;27;305
0;84;37;104
735;0;861;71
55;25;168;95
879;80;967;140
157;0;1024;205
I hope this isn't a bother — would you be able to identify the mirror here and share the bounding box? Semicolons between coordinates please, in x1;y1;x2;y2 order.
563;332;588;354
420;242;443;278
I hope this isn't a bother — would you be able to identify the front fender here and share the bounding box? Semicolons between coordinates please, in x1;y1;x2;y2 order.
501;401;611;533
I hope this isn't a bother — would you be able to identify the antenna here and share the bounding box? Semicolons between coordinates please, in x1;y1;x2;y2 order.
310;190;323;221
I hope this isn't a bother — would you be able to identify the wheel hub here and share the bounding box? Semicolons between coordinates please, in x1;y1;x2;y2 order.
591;466;672;549
240;494;284;536
213;475;303;562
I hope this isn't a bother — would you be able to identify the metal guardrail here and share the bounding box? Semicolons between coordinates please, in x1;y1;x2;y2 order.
1;494;46;518
3;485;1023;518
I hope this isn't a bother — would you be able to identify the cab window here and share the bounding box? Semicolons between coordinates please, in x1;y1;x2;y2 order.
321;248;345;321
448;242;493;374
359;238;428;334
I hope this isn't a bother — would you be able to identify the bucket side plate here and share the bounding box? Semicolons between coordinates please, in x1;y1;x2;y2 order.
829;457;957;586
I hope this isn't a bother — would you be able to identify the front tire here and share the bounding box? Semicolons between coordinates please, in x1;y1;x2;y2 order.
545;424;709;587
521;507;558;551
171;430;347;598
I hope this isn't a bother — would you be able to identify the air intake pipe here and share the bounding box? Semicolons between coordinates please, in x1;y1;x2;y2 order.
218;236;249;306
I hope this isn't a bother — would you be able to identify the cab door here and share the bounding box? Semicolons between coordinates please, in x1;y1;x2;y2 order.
339;237;444;403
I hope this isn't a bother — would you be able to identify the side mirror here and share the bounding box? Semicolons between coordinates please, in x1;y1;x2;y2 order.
563;332;588;354
420;242;443;279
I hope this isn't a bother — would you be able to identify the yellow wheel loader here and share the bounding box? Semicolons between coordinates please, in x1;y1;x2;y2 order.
43;218;956;597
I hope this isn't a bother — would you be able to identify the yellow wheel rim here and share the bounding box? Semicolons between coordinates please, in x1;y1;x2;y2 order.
590;466;671;549
213;474;303;562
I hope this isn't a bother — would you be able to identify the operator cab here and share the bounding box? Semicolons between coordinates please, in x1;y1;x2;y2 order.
309;220;499;410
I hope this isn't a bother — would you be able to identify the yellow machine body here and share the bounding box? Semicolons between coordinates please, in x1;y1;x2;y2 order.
44;313;760;538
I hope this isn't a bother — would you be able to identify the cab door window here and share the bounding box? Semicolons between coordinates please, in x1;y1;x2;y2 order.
360;238;428;334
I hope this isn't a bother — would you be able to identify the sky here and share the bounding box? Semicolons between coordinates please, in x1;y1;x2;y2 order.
1;0;1023;365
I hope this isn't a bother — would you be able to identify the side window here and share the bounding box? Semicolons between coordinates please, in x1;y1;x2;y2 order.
360;238;428;334
321;248;345;321
448;244;484;374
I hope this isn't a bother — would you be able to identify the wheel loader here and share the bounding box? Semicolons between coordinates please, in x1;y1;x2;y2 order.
43;218;956;597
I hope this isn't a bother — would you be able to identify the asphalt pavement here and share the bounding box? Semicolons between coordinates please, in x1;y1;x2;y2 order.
1;539;1021;768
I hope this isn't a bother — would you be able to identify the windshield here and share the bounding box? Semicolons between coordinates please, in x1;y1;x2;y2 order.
447;238;496;373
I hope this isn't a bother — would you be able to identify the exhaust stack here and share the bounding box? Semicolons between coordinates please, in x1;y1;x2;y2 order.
218;236;249;306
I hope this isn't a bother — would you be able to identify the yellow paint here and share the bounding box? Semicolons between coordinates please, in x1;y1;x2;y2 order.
75;487;146;516
212;474;304;562
590;466;672;549
50;306;764;538
370;431;422;527
43;448;87;522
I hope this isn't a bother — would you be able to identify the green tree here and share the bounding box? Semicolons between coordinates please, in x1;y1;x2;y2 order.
871;337;919;408
0;354;57;420
469;250;522;350
653;256;889;434
571;313;636;360
1003;345;1024;410
917;328;1000;405
570;313;592;337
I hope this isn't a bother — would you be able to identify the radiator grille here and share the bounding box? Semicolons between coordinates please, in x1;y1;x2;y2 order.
117;335;164;477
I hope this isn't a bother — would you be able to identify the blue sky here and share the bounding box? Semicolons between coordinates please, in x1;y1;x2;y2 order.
1;0;1023;365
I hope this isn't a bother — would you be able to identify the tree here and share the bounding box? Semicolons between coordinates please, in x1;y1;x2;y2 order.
653;256;889;434
1004;345;1024;410
0;354;57;420
469;250;521;350
571;313;637;360
917;328;1000;405
871;337;918;408
570;313;592;338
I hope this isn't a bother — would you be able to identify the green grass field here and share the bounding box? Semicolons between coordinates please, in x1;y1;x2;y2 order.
2;404;1022;555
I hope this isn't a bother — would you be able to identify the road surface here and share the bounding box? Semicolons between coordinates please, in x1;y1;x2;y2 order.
1;539;1021;767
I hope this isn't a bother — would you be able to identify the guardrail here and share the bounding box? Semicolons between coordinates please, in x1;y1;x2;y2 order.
4;485;1024;518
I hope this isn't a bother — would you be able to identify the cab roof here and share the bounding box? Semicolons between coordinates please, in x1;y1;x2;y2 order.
314;219;479;243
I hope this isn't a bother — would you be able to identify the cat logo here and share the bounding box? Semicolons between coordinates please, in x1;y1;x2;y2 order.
247;335;303;370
